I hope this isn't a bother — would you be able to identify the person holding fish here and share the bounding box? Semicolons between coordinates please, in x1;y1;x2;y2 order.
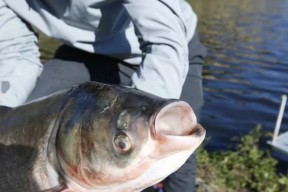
0;0;206;191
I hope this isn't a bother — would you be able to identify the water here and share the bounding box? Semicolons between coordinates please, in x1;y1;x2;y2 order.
189;0;288;158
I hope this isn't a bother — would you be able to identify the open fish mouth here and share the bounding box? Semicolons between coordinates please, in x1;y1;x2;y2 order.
153;101;205;137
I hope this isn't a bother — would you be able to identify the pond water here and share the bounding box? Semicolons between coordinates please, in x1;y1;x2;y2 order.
189;0;288;160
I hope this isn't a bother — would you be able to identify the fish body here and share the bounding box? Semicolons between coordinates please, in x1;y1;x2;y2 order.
0;82;205;192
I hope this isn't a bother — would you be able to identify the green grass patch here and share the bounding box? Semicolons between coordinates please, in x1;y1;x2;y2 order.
37;32;61;63
196;125;288;192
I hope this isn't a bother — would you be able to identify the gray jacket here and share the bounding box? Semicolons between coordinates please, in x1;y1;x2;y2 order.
0;0;197;107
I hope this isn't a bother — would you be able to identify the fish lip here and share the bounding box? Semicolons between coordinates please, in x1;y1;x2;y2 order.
150;100;175;137
151;101;205;138
190;123;206;137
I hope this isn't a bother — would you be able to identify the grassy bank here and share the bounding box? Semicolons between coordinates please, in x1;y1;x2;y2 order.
38;33;288;192
196;126;288;192
37;32;61;63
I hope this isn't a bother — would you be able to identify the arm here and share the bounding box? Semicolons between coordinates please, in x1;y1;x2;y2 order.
123;0;197;99
0;1;43;107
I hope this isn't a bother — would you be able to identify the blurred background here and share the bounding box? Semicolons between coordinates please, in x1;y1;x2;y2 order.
189;0;288;162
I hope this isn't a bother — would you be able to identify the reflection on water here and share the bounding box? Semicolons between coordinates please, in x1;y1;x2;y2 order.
189;0;288;155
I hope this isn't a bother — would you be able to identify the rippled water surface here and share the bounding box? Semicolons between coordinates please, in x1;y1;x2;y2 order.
189;0;288;155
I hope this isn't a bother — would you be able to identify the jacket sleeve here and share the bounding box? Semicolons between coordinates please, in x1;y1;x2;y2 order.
123;0;196;99
0;1;43;107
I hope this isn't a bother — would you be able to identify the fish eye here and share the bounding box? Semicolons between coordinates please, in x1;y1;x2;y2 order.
114;132;132;153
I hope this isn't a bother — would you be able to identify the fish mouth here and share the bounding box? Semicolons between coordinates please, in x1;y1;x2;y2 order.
153;101;205;137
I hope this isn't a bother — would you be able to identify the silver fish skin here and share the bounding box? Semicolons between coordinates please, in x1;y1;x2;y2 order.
0;81;205;192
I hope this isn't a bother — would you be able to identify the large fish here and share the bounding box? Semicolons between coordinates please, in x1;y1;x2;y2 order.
0;82;205;192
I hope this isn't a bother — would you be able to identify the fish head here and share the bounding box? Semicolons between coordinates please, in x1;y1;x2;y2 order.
56;82;205;191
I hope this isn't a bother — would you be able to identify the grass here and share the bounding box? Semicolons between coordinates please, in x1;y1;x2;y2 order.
196;125;288;192
37;32;61;63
